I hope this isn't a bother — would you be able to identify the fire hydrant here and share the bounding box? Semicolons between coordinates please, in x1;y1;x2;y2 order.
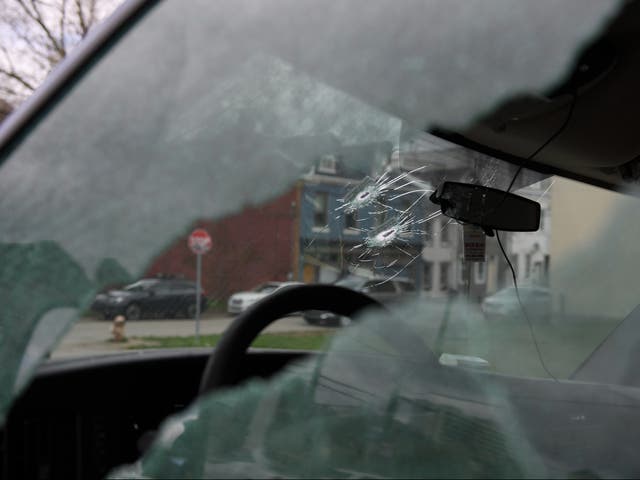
110;315;127;342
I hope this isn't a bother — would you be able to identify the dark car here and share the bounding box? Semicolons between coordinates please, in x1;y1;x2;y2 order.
304;276;417;326
91;278;207;320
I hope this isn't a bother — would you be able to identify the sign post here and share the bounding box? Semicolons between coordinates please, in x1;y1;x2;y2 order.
195;252;202;339
188;228;212;342
462;224;486;299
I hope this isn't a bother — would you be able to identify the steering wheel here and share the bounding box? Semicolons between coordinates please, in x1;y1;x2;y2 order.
199;284;383;394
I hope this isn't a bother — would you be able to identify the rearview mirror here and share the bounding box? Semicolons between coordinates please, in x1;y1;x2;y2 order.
430;182;540;232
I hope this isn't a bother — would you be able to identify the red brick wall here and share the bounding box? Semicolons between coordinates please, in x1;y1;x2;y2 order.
146;187;298;301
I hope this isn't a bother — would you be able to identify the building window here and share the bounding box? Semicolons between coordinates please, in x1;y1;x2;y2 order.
533;261;543;282
424;219;433;245
544;254;550;276
439;262;450;291
344;211;358;232
525;253;532;278
317;154;337;174
313;192;328;228
474;262;486;284
440;220;450;245
423;262;433;291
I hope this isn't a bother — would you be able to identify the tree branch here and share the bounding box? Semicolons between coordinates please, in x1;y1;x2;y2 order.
0;67;36;91
74;0;88;36
7;20;55;67
0;83;22;99
86;0;97;31
15;0;66;59
1;0;118;105
0;45;16;72
59;0;68;51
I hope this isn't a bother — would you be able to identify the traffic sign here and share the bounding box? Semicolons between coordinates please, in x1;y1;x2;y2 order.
463;224;486;262
188;228;212;255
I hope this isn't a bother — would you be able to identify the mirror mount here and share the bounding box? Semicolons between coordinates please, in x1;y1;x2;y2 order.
430;182;540;234
482;227;495;237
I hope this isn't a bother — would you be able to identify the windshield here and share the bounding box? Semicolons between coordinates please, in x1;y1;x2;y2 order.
0;0;632;477
252;283;281;294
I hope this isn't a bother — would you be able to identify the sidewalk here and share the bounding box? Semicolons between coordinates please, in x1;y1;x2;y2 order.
51;314;325;358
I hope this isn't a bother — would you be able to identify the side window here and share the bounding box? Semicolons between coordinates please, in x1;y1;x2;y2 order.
154;283;172;295
169;283;188;294
141;282;158;293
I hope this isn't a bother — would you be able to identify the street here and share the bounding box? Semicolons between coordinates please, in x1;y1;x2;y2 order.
52;313;327;358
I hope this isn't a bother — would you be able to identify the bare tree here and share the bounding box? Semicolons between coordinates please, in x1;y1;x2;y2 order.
0;97;12;122
0;0;120;106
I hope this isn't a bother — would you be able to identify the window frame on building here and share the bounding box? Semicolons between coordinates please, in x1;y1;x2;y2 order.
312;191;329;229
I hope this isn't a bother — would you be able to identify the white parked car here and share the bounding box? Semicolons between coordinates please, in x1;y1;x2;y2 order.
481;286;552;321
227;282;303;314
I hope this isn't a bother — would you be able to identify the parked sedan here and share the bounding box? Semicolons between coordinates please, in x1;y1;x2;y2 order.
227;281;303;314
481;286;552;321
304;276;417;326
91;278;207;320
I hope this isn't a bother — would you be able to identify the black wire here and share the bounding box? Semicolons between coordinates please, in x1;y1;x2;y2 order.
496;231;557;381
505;92;578;194
491;92;578;381
470;92;578;226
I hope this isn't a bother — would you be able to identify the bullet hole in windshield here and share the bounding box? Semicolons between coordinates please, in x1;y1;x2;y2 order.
306;164;450;285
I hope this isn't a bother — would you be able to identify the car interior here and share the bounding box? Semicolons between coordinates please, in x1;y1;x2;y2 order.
2;0;640;478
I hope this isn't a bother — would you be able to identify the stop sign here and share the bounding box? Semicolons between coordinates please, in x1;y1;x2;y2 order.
188;228;212;254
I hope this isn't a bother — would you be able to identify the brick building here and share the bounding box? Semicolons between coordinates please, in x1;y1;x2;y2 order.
146;187;299;302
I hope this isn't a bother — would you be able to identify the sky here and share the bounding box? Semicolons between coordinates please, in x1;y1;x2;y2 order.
0;0;123;106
